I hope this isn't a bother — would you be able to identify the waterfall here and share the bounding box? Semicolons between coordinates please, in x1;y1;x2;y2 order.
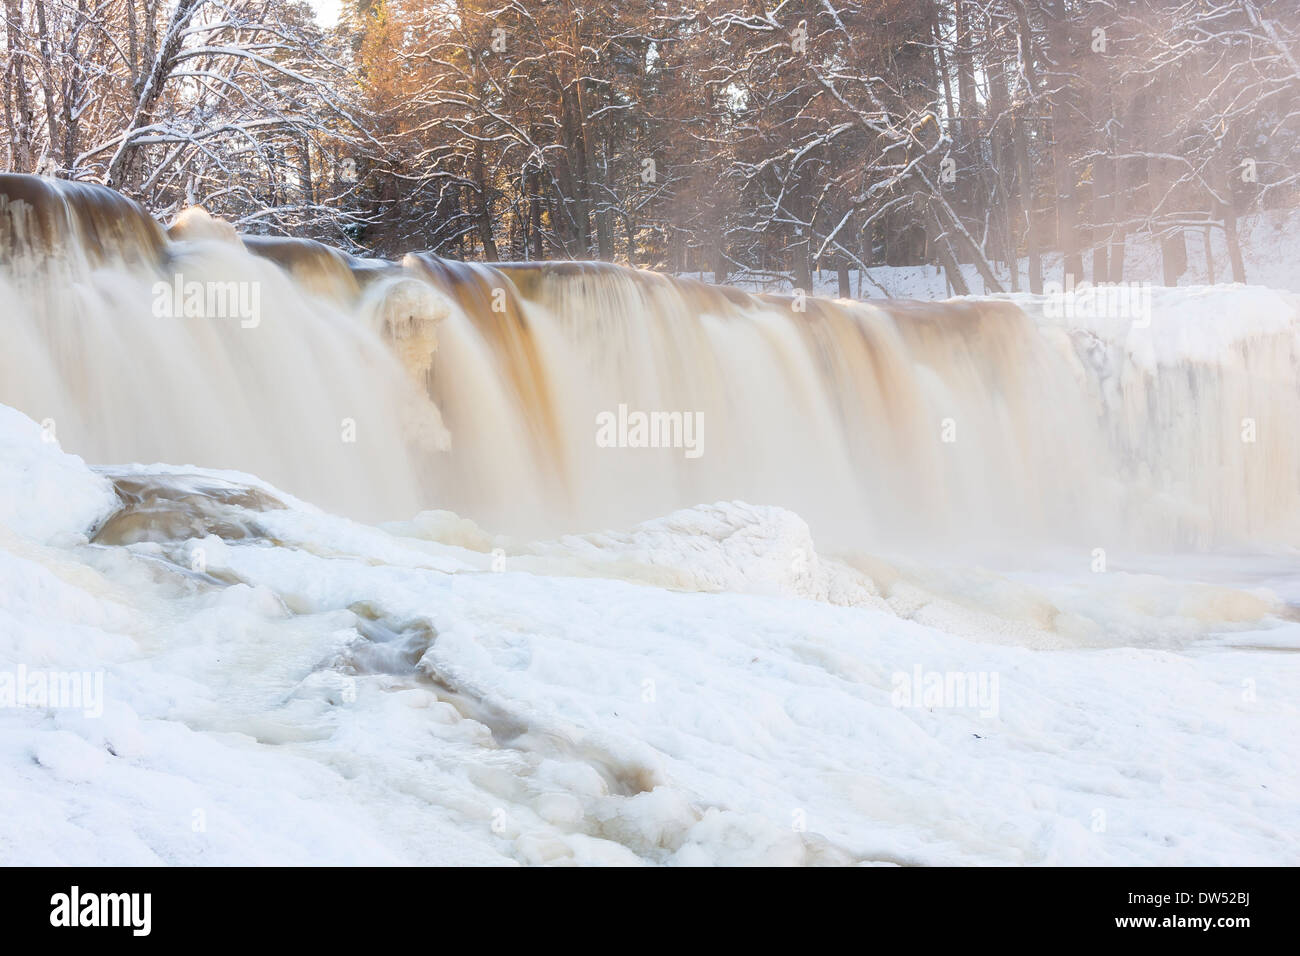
3;174;1298;552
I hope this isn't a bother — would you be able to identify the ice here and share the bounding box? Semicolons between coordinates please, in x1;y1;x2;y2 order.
0;404;118;544
2;402;1297;865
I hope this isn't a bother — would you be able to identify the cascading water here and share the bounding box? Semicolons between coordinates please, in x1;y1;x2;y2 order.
0;175;446;522
3;174;1298;555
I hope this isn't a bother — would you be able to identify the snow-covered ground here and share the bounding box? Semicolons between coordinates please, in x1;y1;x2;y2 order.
3;397;1298;866
706;208;1300;299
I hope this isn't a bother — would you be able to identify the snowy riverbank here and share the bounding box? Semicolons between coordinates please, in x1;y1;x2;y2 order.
3;397;1298;865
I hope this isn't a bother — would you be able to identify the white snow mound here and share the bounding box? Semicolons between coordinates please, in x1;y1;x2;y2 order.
0;405;118;543
531;501;881;606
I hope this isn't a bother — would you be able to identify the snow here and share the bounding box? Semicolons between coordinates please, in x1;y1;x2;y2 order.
0;404;118;544
521;501;882;606
709;208;1300;300
2;399;1298;866
1022;283;1300;370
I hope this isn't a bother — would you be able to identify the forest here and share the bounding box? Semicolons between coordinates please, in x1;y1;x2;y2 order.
3;0;1298;293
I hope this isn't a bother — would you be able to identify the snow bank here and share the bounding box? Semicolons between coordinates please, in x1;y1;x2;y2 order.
712;208;1300;300
2;398;1298;866
1021;283;1300;370
524;501;882;607
0;405;118;543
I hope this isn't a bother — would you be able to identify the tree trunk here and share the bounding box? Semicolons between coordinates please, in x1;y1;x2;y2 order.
297;137;314;207
985;13;1018;291
1014;116;1042;293
33;0;62;169
1046;0;1081;283
1160;230;1186;287
1223;204;1246;282
3;0;35;172
1091;137;1112;283
923;198;972;296
106;0;206;190
472;140;499;260
529;168;544;260
792;238;812;292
